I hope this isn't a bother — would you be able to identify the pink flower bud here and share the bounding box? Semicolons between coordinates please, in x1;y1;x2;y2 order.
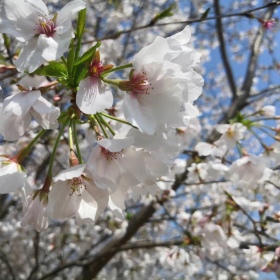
261;19;275;30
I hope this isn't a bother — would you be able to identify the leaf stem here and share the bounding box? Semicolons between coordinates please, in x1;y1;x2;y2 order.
102;63;133;76
73;121;83;164
47;118;70;177
100;112;138;129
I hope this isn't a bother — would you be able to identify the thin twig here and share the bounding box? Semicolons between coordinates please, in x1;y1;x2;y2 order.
214;0;237;99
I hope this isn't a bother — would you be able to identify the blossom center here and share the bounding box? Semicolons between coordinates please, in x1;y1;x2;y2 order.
69;177;85;196
123;71;153;96
90;60;104;78
88;50;113;78
131;72;152;95
101;147;123;160
37;16;56;37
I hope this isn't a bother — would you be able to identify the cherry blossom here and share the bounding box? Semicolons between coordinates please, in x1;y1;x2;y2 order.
0;0;86;72
0;1;279;279
228;154;266;187
87;137;147;191
21;193;49;232
0;90;60;141
0;156;27;194
120;26;203;134
216;122;247;149
76;51;113;114
46;164;109;221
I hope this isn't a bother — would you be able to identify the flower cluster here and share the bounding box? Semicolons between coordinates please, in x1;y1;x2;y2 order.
0;0;203;231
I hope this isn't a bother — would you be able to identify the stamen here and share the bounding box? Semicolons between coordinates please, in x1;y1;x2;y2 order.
100;146;123;160
69;177;86;196
88;50;113;78
130;71;153;95
37;16;56;37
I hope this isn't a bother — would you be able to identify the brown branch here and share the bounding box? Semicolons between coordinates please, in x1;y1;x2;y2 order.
208;4;276;142
83;2;280;44
0;251;16;280
214;0;237;99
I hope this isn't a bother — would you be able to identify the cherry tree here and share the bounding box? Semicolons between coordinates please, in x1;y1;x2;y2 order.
0;0;280;279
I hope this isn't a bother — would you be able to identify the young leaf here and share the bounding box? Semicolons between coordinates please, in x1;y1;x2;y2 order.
149;3;176;25
67;39;76;85
74;41;101;66
75;65;88;84
76;9;86;39
75;9;87;61
32;61;67;77
200;7;210;19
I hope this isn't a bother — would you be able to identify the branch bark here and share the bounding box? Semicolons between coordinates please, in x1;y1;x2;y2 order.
214;0;237;99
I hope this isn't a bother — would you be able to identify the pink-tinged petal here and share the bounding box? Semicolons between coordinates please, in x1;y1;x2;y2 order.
76;77;113;114
0;104;31;141
21;195;49;232
3;90;40;116
38;35;59;61
31;96;60;129
57;0;86;30
46;181;82;219
87;146;121;190
97;137;134;153
0;163;26;193
53;164;86;182
14;38;46;73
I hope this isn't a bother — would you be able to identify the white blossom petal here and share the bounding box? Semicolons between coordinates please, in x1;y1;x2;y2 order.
46;181;83;219
57;0;86;31
0;163;26;193
14;38;46;73
38;35;59;61
3;90;40;116
30;96;60;129
76;77;113;114
54;164;86;182
0;104;31;141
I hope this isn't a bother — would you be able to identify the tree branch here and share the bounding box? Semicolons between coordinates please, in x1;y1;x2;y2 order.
0;251;16;280
208;5;276;142
82;2;280;44
214;0;237;99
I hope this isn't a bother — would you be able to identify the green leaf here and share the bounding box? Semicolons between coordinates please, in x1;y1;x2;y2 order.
32;61;67;77
58;112;69;124
73;42;101;84
67;39;75;85
200;7;210;19
75;65;88;84
76;9;86;39
74;41;101;66
150;3;176;25
75;9;86;62
3;34;10;50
